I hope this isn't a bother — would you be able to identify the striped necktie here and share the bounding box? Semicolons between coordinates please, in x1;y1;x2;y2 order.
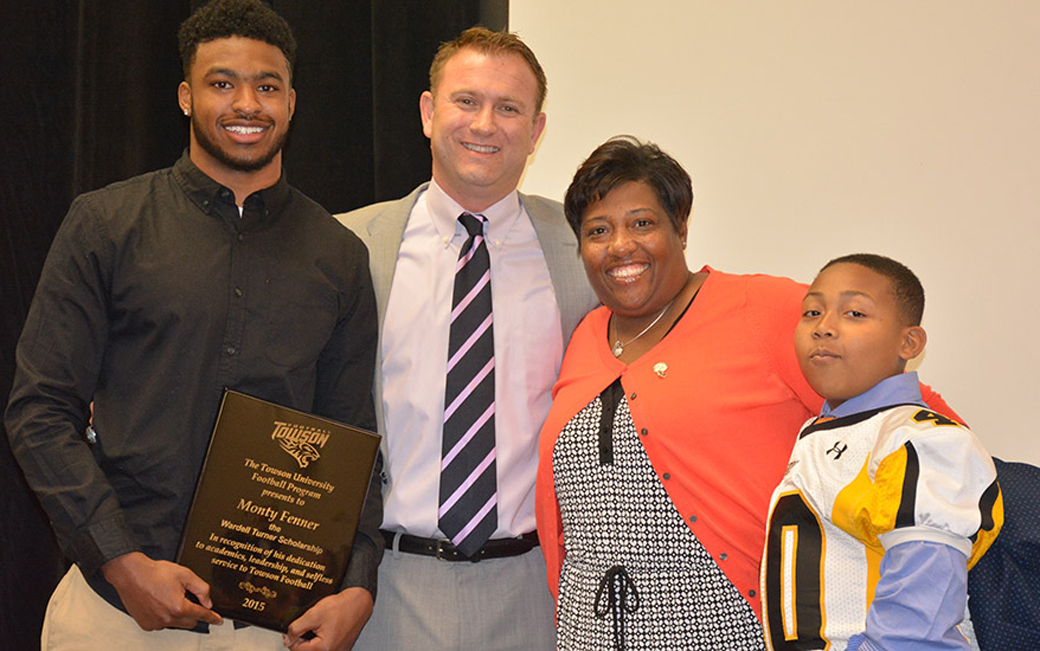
438;212;497;557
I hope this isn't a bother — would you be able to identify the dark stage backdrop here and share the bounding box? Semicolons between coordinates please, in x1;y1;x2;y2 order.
0;1;505;649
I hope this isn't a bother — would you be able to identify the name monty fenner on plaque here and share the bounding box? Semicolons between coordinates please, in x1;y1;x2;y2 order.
177;390;379;632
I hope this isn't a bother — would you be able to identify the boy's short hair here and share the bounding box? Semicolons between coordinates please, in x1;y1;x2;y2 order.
178;0;297;81
820;253;925;326
429;27;547;114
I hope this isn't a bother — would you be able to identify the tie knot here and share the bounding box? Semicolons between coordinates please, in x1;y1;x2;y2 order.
458;212;485;239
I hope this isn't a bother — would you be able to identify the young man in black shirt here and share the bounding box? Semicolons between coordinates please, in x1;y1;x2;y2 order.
5;1;381;649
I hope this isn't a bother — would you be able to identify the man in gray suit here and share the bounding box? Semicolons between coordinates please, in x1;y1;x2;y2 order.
337;27;597;651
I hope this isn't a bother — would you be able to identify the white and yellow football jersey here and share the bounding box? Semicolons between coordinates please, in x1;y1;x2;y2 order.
761;405;1002;650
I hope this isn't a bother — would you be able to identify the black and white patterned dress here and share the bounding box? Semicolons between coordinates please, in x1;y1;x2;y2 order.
553;387;765;650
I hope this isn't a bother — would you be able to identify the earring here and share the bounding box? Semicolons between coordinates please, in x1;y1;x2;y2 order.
183;108;190;116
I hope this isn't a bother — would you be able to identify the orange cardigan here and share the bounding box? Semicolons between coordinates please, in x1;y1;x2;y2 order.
535;267;955;621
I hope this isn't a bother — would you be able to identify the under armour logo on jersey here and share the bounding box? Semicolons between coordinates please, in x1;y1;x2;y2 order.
826;441;848;459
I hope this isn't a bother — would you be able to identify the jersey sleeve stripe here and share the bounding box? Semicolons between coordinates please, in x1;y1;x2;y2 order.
895;441;920;529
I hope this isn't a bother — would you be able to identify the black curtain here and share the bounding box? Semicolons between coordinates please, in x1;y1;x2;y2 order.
0;2;505;649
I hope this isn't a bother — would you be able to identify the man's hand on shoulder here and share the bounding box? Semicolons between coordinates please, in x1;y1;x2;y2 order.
283;586;374;651
101;551;222;631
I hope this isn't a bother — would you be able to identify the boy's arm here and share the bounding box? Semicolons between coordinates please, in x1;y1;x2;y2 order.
849;415;1002;650
847;540;970;651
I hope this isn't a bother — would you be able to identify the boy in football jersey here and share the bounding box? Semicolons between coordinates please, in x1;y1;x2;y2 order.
761;253;1002;651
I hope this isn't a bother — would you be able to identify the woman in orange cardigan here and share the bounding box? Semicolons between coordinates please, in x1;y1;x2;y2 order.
534;136;955;651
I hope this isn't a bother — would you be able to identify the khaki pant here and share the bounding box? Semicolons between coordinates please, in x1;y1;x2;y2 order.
41;566;286;651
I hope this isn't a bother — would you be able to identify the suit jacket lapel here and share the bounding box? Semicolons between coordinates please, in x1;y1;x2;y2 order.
522;192;597;346
363;184;426;325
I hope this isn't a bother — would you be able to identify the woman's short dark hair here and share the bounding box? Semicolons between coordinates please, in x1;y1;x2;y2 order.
178;0;297;82
564;136;692;239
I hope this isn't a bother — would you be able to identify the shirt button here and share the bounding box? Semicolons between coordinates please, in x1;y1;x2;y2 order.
640;428;648;436
689;514;697;523
629;392;637;400
234;287;243;297
719;553;728;561
662;473;670;480
748;589;756;598
225;345;236;356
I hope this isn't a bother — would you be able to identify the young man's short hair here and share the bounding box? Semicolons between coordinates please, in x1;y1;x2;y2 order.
821;253;925;326
178;0;297;81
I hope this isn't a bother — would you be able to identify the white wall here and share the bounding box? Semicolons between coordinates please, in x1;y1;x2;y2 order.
511;1;1040;463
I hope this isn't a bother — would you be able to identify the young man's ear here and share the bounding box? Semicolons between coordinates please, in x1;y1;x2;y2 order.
899;326;927;361
178;81;192;116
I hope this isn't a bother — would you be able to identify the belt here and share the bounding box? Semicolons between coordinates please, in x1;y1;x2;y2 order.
381;529;539;562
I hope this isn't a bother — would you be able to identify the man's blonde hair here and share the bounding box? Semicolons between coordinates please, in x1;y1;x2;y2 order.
428;26;547;114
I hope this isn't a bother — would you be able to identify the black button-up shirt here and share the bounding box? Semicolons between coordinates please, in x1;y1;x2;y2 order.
6;152;382;611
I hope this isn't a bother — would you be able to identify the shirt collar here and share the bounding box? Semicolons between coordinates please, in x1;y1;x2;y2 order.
424;179;522;248
172;150;291;222
820;371;925;419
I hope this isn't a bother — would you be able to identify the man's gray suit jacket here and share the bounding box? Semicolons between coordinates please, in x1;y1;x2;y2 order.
336;183;599;474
